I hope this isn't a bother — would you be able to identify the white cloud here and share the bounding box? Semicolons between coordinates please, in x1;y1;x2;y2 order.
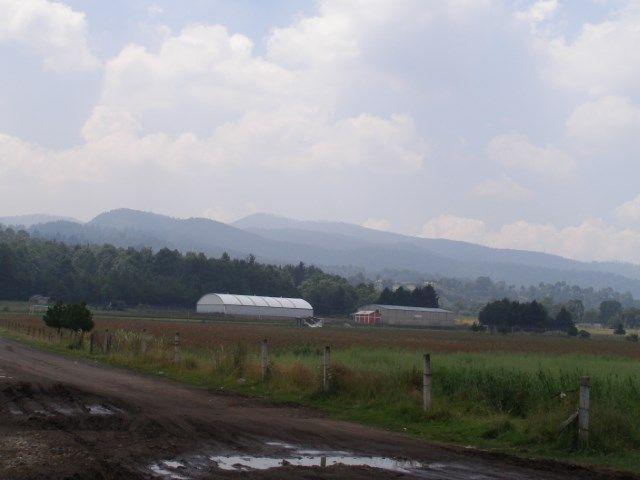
486;134;575;178
147;5;163;16
202;206;232;223
99;24;298;118
421;214;640;263
566;95;640;147
361;218;391;231
541;2;640;95
615;195;640;225
514;0;558;27
420;214;487;244
0;0;98;70
2;17;428;186
472;174;532;199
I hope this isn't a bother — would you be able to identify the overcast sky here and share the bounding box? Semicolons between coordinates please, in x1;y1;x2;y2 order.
2;0;640;263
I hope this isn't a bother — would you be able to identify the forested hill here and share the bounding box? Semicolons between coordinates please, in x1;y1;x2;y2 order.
0;227;377;314
11;208;640;296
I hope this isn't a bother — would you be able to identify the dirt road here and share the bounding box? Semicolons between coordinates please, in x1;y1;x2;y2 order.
0;336;635;480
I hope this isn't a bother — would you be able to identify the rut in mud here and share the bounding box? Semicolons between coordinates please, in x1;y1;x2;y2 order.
0;337;638;480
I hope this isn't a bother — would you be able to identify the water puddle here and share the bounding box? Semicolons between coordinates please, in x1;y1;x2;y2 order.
86;404;114;415
148;441;428;478
209;453;423;472
150;461;187;480
48;403;81;416
7;402;23;415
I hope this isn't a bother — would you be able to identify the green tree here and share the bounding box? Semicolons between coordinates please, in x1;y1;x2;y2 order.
600;300;622;325
555;307;575;333
43;301;66;331
42;302;94;332
64;302;94;332
410;285;439;308
565;299;585;323
614;322;626;335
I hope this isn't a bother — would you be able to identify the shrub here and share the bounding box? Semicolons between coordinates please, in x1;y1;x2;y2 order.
614;323;626;335
626;333;639;343
470;322;485;332
578;330;591;338
566;325;578;336
42;302;94;332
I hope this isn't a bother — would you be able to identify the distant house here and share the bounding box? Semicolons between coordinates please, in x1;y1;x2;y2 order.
353;310;381;326
354;304;456;328
28;294;51;313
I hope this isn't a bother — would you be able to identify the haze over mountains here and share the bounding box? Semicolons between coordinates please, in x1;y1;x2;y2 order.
3;209;640;295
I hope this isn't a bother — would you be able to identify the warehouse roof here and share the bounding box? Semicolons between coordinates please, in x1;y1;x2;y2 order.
363;304;452;313
197;293;312;310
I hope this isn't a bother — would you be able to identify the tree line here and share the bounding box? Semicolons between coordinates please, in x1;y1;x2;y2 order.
478;296;640;334
478;299;577;334
377;284;439;308
0;227;379;315
369;273;639;314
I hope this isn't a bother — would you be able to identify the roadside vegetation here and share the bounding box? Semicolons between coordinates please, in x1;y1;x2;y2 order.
1;313;639;473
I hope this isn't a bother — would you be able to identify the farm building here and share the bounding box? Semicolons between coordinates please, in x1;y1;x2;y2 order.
353;310;382;325
196;293;313;319
355;304;456;328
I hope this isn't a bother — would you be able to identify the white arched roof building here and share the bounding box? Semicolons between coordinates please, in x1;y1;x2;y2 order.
196;293;313;319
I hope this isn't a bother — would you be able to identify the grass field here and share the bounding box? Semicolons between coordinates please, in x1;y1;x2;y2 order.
1;312;640;473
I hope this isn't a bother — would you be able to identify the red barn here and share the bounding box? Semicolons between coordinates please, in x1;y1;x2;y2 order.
353;309;382;326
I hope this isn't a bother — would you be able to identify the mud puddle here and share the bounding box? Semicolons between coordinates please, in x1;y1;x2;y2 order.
146;441;496;479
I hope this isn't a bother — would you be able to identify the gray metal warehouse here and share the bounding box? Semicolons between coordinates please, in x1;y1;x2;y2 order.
196;293;313;319
356;304;456;328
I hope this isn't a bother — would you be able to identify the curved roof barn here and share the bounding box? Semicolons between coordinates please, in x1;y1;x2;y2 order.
196;293;313;318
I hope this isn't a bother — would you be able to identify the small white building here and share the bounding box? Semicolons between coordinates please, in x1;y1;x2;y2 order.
196;293;313;319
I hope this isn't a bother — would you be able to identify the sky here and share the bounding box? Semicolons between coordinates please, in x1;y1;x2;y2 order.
1;0;640;263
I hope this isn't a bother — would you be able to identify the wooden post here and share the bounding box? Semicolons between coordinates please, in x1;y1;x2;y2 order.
579;376;590;445
104;329;110;354
261;339;268;383
89;332;95;354
141;329;147;355
174;332;181;364
323;346;331;392
423;353;432;412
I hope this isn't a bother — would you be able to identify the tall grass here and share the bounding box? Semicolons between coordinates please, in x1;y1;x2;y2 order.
2;320;640;469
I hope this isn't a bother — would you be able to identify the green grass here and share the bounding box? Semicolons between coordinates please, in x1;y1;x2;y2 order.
2;326;640;473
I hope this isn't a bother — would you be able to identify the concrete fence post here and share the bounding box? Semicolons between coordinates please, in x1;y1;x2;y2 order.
323;346;331;392
261;339;269;383
174;332;181;364
423;353;432;412
579;376;590;445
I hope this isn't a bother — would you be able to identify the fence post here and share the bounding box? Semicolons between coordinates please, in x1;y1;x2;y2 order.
174;332;181;364
261;339;268;383
423;353;432;412
104;329;110;354
323;346;331;392
579;376;590;445
141;329;147;355
89;332;94;354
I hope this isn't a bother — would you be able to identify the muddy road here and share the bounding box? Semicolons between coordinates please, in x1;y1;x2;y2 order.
0;336;635;480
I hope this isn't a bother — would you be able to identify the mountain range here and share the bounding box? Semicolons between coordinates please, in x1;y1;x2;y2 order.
2;208;640;295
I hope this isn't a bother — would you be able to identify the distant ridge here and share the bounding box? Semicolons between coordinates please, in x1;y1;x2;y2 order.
12;208;640;295
0;214;79;228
